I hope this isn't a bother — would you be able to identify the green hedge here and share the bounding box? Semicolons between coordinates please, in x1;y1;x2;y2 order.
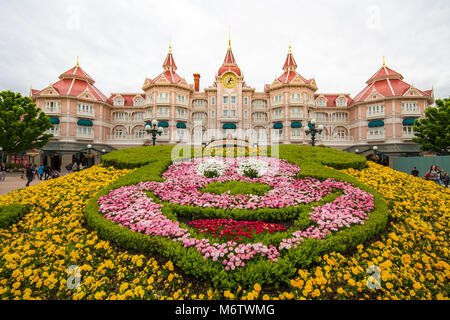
86;145;387;289
0;204;29;228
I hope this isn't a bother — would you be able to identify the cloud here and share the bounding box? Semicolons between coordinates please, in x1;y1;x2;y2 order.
0;0;449;99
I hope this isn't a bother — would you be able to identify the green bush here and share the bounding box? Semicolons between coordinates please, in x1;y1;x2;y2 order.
85;145;387;289
0;204;29;228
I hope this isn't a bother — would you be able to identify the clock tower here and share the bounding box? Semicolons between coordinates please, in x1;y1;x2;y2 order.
215;36;245;139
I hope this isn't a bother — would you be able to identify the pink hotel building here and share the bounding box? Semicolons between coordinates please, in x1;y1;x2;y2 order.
31;42;434;169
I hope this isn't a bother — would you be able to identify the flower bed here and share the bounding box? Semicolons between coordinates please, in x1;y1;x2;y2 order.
0;145;447;300
97;157;375;276
140;157;333;210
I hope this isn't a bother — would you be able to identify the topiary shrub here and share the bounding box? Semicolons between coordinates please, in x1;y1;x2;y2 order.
0;204;29;228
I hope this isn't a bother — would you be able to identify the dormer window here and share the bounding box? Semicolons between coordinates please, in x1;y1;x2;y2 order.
336;97;347;107
114;97;124;106
316;98;326;107
134;97;143;106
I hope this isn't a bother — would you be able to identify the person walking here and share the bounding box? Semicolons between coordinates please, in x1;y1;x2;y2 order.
65;162;73;175
0;163;7;182
73;162;79;172
44;165;51;180
32;164;38;181
25;164;34;187
38;165;44;180
435;166;444;186
411;167;419;177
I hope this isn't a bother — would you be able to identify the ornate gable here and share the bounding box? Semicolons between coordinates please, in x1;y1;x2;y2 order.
365;88;384;101
78;88;96;101
403;86;421;97
291;74;305;85
40;85;59;96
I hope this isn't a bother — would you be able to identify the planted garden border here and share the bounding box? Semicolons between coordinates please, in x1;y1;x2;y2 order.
85;145;388;289
0;204;30;228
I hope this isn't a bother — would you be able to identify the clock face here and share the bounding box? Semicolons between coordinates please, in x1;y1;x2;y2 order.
221;72;238;89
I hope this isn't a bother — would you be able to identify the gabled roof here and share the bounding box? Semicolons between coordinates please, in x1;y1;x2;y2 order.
33;63;107;102
315;94;354;107
107;94;145;106
366;66;403;85
59;65;95;84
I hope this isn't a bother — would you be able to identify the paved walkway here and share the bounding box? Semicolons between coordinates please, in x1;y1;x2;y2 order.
0;172;67;196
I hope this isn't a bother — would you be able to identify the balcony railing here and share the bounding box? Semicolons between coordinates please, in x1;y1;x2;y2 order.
289;99;304;106
289;113;303;120
271;101;284;107
366;111;385;120
156;112;170;120
271;114;284;121
44;106;61;114
401;107;420;116
47;128;60;137
402;132;415;139
366;133;385;141
176;113;189;121
252;118;267;124
156;98;170;104
252;103;267;110
219;116;239;122
76;132;94;140
77;110;95;118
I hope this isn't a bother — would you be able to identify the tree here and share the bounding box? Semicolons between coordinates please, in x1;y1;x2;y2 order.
0;90;53;161
413;98;450;155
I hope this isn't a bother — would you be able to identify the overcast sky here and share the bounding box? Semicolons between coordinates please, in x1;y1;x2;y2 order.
1;0;449;100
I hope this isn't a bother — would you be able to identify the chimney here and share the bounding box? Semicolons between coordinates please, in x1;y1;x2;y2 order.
193;73;200;92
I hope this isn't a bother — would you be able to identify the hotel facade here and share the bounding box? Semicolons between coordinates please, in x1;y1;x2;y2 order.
30;41;434;169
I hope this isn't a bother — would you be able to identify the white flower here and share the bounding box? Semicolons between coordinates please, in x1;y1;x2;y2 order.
237;158;269;177
196;158;228;177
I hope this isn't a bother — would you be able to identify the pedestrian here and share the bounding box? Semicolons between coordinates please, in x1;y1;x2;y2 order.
38;164;44;180
411;167;419;177
25;164;34;187
443;172;449;188
65;162;73;175
44;165;51;180
425;165;441;185
0;163;7;181
32;164;38;180
73;162;79;172
436;166;444;186
79;163;84;171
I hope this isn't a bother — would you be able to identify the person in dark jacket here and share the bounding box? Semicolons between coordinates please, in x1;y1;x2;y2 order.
0;163;7;181
25;164;34;187
411;167;419;177
442;172;449;188
44;165;51;180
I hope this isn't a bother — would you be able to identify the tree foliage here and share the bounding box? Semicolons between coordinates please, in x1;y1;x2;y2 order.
0;90;53;155
413;98;450;155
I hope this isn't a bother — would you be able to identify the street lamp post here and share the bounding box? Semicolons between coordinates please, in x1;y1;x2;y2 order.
87;144;92;168
0;147;3;164
145;119;163;146
304;119;324;147
372;146;382;164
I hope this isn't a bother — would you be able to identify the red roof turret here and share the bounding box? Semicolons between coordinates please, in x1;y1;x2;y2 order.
218;38;242;77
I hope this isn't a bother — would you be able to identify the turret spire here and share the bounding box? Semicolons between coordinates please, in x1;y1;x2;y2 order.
383;56;386;67
163;44;177;71
76;56;79;67
283;45;297;71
